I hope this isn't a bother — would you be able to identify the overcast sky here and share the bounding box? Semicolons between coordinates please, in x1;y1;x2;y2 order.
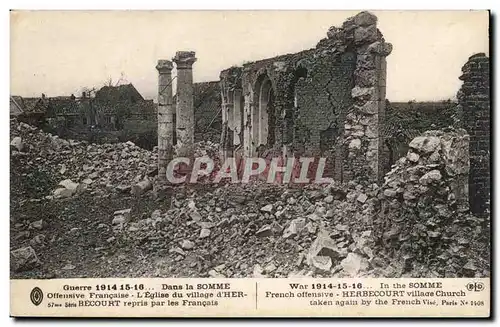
10;10;489;101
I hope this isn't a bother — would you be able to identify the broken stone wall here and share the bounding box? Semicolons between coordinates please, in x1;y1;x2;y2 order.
456;53;490;215
238;51;310;158
293;53;356;155
219;11;391;182
376;128;472;276
341;13;392;184
381;100;457;175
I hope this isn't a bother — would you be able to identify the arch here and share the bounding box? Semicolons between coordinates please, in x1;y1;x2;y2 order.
252;73;276;155
284;66;309;147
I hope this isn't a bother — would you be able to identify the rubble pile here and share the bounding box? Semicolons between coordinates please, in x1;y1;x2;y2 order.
111;181;384;277
375;128;489;277
10;118;157;199
10;118;489;278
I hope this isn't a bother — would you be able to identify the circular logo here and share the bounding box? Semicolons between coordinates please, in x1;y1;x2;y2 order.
466;282;485;292
30;287;43;306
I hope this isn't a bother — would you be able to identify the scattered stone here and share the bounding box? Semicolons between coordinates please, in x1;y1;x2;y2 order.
305;222;317;234
10;246;41;271
113;208;132;224
256;225;273;237
58;179;82;193
116;185;131;193
15;231;30;241
308;230;341;266
260;204;273;213
341;253;369;277
198;221;215;229
296;253;305;267
208;269;225;278
419;170;442;185
253;264;264;277
59;164;67;175
357;193;368;203
282;218;306;239
199;228;211;239
131;179;153;196
82;178;93;184
427;231;440;238
181;240;195;250
30;234;46;246
409;136;440;154
311;256;332;272
407;152;420;163
463;260;477;271
10;136;24;152
383;189;397;197
53;187;74;198
30;219;44;230
190;211;202;222
349;139;361;150
62;263;76;270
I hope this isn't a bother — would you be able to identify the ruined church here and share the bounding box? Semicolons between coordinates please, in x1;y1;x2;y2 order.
218;11;391;183
157;11;490;215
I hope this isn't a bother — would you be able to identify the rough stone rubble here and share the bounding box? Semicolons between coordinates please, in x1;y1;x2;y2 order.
10;119;489;277
374;128;488;277
10;29;491;278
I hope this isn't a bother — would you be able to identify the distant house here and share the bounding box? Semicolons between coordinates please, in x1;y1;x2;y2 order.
10;96;24;117
95;83;144;104
10;94;49;126
41;83;155;136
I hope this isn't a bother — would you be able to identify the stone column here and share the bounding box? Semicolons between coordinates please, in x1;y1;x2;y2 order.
457;53;490;215
343;11;392;183
173;51;197;157
220;67;243;159
242;67;254;157
220;88;234;160
233;88;243;150
156;60;174;180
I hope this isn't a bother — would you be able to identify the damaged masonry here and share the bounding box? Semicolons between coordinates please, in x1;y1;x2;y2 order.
219;11;391;183
10;11;490;279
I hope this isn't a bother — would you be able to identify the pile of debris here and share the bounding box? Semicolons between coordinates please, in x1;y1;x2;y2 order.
10;118;489;278
375;128;489;277
10;118;157;200
108;181;385;278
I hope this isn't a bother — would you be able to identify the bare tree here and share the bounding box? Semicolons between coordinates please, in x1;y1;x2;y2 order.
104;77;114;87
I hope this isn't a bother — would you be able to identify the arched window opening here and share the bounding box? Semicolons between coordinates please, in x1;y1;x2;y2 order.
252;73;276;155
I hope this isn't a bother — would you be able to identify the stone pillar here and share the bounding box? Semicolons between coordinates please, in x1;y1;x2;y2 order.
233;88;243;150
220;67;244;159
156;60;174;180
220;87;234;160
173;51;197;157
457;53;490;215
343;11;392;183
242;68;254;157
